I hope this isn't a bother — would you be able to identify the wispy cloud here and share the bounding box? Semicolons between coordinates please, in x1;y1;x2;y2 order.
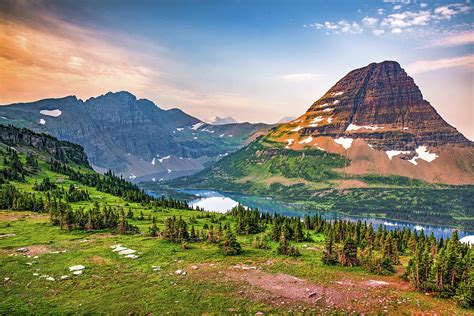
0;6;162;104
278;73;323;82
304;20;363;34
406;54;474;74
428;31;474;47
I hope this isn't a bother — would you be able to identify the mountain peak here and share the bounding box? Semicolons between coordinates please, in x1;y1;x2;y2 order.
272;61;471;151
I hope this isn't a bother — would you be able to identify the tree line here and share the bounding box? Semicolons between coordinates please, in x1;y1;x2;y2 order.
48;160;190;209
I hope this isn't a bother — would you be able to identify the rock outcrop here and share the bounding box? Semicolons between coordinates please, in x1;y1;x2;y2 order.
0;124;90;166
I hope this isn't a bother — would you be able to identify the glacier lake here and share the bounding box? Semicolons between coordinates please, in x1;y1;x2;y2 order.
180;189;474;240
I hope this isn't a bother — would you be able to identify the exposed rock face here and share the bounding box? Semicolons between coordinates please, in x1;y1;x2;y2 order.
274;61;471;151
0;124;90;166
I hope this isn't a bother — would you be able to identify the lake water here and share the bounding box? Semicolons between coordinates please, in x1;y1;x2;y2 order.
176;189;474;241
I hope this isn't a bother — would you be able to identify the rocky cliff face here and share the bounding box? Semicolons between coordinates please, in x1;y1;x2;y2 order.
0;124;90;166
274;61;471;151
0;91;272;181
267;61;473;184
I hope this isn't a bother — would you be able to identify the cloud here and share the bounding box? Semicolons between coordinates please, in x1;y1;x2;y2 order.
0;6;164;104
306;19;362;34
278;73;323;82
391;27;403;34
428;31;474;47
307;2;471;36
406;54;474;74
373;29;386;35
434;3;471;19
362;17;379;27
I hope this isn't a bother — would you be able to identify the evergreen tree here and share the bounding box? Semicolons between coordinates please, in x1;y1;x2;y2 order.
221;229;242;255
340;237;358;267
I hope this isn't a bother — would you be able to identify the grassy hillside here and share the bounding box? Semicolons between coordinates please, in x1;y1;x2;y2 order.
1;128;472;314
158;137;474;230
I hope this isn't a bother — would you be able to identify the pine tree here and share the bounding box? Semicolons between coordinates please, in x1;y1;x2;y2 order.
221;229;242;255
322;236;338;265
148;222;160;237
340;237;358;267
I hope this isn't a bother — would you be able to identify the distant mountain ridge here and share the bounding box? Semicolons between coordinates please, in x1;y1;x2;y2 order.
0;91;273;181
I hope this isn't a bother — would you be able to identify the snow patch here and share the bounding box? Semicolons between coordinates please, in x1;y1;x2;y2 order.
332;91;344;96
167;169;172;173
191;122;205;130
152;178;156;182
39;119;46;125
333;100;340;105
40;109;62;117
151;158;156;165
219;134;225;138
285;138;295;149
158;155;171;163
311;116;324;123
176;128;184;132
408;146;438;165
327;118;333;123
201;127;215;133
322;107;334;112
403;127;409;130
346;124;384;131
291;126;303;132
298;136;313;144
385;150;410;160
129;174;136;180
334;137;353;150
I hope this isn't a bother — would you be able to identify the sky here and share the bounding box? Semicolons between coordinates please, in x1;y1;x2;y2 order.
0;0;473;139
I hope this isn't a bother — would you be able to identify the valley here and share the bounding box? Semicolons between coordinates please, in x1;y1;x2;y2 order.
2;0;474;314
1;61;473;314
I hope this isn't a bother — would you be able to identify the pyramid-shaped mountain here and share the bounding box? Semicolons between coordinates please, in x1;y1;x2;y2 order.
178;61;473;192
271;60;470;150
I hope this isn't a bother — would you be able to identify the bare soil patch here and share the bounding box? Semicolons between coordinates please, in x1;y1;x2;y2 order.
191;263;412;313
0;212;48;222
24;245;51;256
88;255;111;265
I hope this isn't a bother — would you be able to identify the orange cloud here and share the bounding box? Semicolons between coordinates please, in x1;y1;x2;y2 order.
0;12;156;104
